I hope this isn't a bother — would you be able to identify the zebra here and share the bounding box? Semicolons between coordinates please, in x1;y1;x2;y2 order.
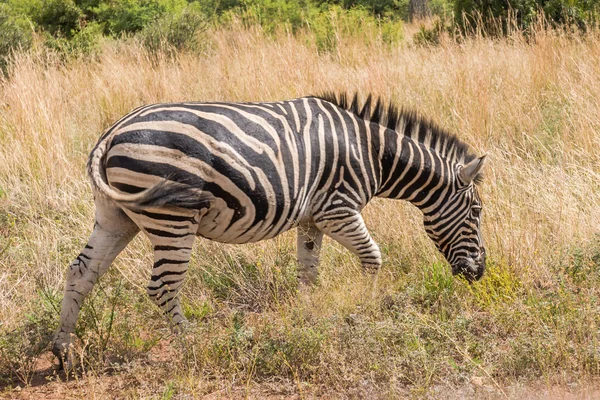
52;92;486;364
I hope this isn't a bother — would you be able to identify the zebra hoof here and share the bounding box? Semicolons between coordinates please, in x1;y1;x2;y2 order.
172;318;192;335
52;341;75;372
52;331;82;372
297;266;319;287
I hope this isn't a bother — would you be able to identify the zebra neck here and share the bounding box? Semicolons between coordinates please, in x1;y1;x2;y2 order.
376;133;456;213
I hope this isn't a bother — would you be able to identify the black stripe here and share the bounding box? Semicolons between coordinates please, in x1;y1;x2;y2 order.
401;151;435;200
75;256;87;268
153;258;188;269
388;141;423;199
166;303;179;314
380;137;414;196
111;182;145;194
146;227;194;238
154;245;192;251
378;128;399;192
411;152;445;206
151;268;187;282
139;210;197;223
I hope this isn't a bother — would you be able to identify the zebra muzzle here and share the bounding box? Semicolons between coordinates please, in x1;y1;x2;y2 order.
452;259;485;282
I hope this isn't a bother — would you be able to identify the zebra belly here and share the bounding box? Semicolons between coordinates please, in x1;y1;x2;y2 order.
194;197;303;244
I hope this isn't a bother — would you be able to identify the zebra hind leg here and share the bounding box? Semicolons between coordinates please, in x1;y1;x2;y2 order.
296;224;324;286
132;208;199;330
53;199;139;369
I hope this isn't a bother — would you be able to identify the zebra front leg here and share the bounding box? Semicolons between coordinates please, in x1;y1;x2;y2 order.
146;229;197;329
315;212;382;275
296;224;324;285
53;201;139;367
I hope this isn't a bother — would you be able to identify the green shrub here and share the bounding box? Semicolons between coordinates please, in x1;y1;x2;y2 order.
94;0;188;35
44;21;103;58
428;0;453;17
139;4;207;55
413;19;446;45
454;0;600;32
206;0;410;20
218;0;403;45
310;4;404;49
75;0;102;17
195;0;243;17
25;0;84;39
542;0;600;27
200;311;328;379
0;288;60;385
194;251;297;312
0;4;33;72
312;0;407;17
220;0;307;33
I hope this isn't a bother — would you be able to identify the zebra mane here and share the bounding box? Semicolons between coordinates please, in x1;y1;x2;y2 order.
316;92;483;184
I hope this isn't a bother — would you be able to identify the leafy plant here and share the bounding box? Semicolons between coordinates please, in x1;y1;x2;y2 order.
139;4;207;55
0;288;60;385
0;4;33;73
44;20;103;58
454;0;600;33
94;0;188;35
30;0;83;38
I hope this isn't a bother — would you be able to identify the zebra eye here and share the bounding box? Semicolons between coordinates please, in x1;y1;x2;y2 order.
471;206;481;218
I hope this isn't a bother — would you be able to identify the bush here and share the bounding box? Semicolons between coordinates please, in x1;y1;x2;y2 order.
195;0;244;16
94;0;188;35
44;21;103;58
413;20;442;45
307;5;404;51
312;0;406;17
454;0;600;32
218;2;403;52
25;0;84;39
139;4;207;54
542;0;599;27
0;4;33;73
221;0;307;33
0;289;59;385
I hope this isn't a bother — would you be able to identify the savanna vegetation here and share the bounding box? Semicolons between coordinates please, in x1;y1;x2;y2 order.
1;0;600;398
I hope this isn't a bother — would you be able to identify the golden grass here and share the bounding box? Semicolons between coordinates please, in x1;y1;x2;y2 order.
1;23;600;397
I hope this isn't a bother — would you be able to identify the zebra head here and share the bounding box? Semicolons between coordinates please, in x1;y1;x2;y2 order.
424;156;487;282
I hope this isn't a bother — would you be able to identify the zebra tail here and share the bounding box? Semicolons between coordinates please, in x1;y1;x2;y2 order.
87;137;211;210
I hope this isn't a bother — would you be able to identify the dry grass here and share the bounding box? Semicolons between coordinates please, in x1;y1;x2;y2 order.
1;22;600;398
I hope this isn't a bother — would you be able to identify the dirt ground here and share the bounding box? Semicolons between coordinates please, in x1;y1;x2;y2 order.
2;352;599;400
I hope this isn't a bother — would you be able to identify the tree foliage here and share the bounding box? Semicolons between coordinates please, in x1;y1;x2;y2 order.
454;0;599;31
0;0;597;68
0;3;33;71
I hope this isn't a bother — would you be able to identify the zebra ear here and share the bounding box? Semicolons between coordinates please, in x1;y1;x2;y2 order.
459;155;487;185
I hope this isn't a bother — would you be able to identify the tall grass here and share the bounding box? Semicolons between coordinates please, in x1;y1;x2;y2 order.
1;21;600;397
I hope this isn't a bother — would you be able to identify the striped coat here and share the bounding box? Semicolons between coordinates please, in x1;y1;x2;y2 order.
53;93;486;366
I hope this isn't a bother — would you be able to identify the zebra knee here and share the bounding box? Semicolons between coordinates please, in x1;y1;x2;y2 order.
67;258;85;277
65;257;97;293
